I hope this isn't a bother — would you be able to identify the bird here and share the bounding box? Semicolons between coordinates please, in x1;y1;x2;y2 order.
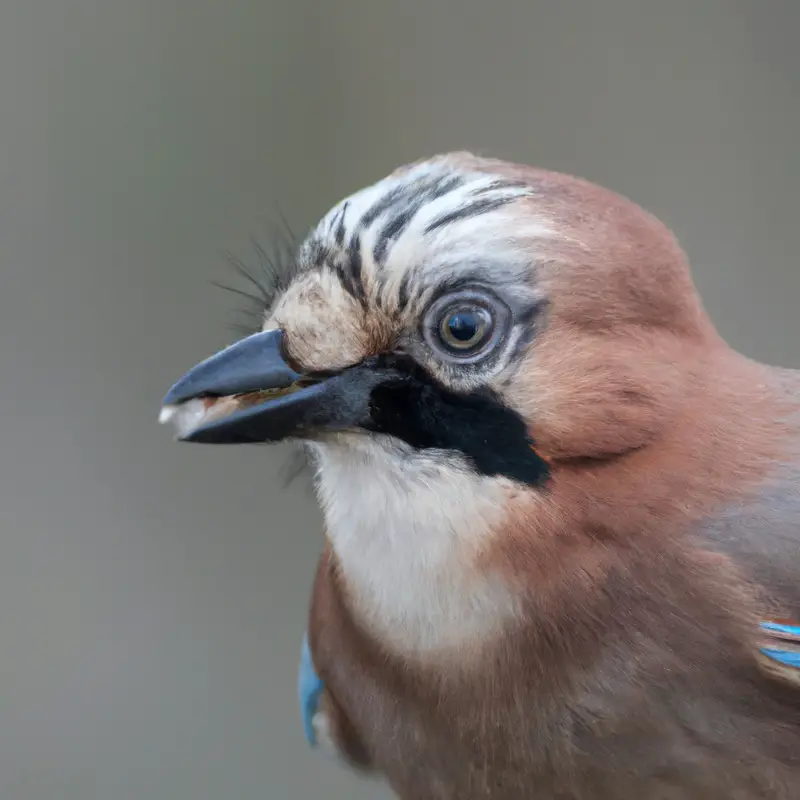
159;152;800;799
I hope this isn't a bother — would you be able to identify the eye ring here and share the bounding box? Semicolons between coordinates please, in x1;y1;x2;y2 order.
422;288;510;363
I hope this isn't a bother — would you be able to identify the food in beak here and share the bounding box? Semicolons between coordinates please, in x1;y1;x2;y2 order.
159;380;318;440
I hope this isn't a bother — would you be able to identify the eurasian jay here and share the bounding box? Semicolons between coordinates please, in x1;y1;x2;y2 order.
160;152;800;799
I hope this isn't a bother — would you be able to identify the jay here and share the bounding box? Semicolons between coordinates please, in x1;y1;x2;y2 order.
160;153;800;799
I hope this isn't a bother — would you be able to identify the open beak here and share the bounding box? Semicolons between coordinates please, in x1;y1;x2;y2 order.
159;329;375;444
158;328;551;486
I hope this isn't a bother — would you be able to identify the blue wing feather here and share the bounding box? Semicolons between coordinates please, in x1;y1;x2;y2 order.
759;621;800;639
759;646;800;669
298;633;325;746
758;619;800;687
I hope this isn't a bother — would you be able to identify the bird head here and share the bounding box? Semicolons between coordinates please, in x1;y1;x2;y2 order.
160;152;717;480
159;153;798;711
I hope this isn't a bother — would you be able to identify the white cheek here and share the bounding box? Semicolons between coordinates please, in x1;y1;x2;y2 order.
309;435;522;659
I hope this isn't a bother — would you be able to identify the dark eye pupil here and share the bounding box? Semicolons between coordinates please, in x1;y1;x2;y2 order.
447;312;479;341
429;297;498;358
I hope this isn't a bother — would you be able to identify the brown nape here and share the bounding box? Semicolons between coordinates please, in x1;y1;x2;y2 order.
489;347;790;630
464;151;728;462
479;154;795;616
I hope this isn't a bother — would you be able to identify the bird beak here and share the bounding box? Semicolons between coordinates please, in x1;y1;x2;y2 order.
159;328;377;444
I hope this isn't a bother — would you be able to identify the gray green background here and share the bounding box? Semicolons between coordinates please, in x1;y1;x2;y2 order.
1;1;798;797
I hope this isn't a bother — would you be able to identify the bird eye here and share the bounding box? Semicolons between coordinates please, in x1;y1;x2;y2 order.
438;307;492;352
422;289;508;363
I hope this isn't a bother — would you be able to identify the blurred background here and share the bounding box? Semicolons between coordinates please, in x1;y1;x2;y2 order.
0;1;798;797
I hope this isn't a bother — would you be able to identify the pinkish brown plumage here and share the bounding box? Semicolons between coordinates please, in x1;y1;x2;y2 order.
161;153;800;798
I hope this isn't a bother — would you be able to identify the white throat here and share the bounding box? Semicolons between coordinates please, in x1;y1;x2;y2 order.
308;434;521;658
